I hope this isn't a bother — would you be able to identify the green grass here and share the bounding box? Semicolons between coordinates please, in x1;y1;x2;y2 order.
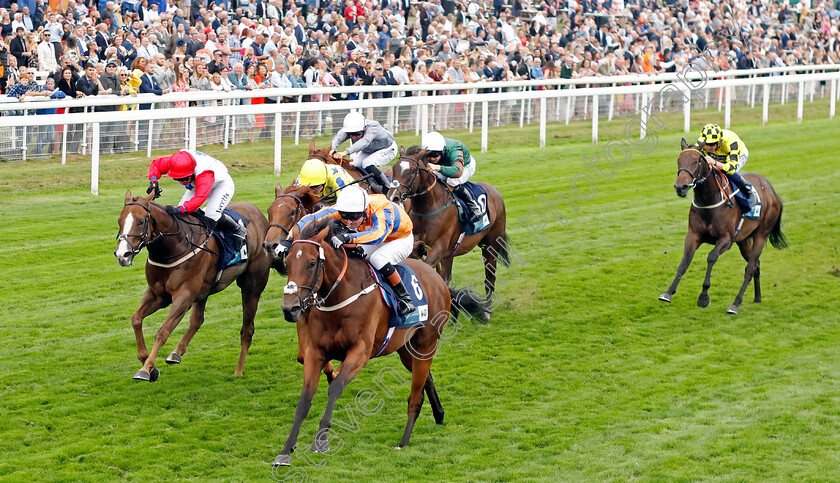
1;99;839;481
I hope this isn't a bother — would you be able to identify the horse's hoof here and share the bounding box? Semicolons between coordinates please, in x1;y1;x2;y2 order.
272;454;291;467
697;296;710;308
133;369;150;381
394;446;402;451
727;305;740;314
754;297;762;304
165;352;181;364
658;293;672;303
310;438;330;454
480;310;492;324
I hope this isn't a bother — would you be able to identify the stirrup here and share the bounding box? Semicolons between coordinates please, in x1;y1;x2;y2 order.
397;299;416;316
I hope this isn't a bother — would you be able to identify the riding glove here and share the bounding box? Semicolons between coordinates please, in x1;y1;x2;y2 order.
165;205;181;216
330;233;351;249
147;181;161;198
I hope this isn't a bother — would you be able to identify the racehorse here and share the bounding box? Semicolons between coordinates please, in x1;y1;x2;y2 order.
263;183;339;383
659;139;788;314
272;220;485;466
387;147;509;322
115;190;271;381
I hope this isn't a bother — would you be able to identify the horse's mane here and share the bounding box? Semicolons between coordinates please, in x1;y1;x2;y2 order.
299;217;341;241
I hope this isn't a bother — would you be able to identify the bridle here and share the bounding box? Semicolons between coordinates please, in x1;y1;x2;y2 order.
391;153;439;202
269;193;304;236
677;148;710;189
283;239;348;311
117;201;181;256
117;201;212;262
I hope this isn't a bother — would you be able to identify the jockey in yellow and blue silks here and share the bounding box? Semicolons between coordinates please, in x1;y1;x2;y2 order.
276;185;417;316
699;123;759;217
294;158;356;205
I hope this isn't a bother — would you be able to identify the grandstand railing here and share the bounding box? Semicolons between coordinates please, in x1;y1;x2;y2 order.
1;64;838;195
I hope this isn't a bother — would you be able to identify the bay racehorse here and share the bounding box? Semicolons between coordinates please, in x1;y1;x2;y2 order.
115;190;271;381
272;220;485;466
659;139;788;314
387;147;509;321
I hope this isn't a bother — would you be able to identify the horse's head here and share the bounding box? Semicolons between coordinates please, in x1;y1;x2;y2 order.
115;189;156;267
387;145;433;203
264;183;309;263
281;220;333;322
308;140;344;166
675;138;710;198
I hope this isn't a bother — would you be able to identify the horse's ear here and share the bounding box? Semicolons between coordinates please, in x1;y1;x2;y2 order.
125;189;132;203
308;140;316;155
680;138;688;150
399;145;406;156
142;190;155;203
275;183;284;197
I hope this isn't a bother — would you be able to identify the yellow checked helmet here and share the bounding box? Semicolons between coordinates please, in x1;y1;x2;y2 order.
699;123;723;145
299;159;328;186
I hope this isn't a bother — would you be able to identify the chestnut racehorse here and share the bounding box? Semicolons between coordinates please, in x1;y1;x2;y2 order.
659;139;788;314
115;190;271;381
272;220;485;467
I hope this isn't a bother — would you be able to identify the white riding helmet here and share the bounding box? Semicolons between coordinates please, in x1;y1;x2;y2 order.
334;185;370;213
422;131;446;152
343;112;366;133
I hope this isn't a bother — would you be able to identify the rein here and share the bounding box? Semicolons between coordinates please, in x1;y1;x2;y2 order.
118;201;216;268
679;148;736;210
394;154;456;217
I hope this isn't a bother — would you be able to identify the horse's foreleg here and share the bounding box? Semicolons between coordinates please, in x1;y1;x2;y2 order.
480;245;498;321
660;233;701;303
234;291;260;376
698;239;732;308
312;344;370;454
169;298;207;365
398;356;433;448
135;292;193;381
728;236;767;314
274;350;327;467
131;289;165;365
753;259;761;303
296;320;338;382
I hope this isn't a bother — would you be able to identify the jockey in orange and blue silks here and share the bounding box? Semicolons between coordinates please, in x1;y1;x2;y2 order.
147;150;246;238
278;185;416;316
698;123;759;218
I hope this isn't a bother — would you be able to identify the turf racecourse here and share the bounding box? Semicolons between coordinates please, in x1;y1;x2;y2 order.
1;99;839;481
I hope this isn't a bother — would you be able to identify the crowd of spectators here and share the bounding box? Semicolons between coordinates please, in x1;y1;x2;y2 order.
1;0;839;150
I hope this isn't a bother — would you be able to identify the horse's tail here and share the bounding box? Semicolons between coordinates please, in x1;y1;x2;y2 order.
448;287;487;321
496;232;512;268
769;201;789;249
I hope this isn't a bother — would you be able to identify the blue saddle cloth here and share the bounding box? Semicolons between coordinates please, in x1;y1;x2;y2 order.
369;262;430;330
453;182;491;236
212;209;250;270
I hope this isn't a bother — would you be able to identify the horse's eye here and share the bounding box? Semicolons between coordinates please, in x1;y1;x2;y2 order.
308;260;316;269
137;220;145;226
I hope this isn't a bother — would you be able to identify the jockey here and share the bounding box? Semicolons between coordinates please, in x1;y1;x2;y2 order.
698;123;760;217
147;150;246;238
294;158;356;205
330;112;399;195
280;185;417;316
421;131;483;218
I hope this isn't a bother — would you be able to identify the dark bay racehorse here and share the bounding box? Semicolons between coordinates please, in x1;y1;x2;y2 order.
659;140;788;314
272;221;485;466
387;147;509;321
115;190;271;381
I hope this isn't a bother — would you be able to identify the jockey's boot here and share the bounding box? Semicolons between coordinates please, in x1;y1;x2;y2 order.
380;263;416;317
216;213;247;239
454;184;483;218
364;165;395;194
